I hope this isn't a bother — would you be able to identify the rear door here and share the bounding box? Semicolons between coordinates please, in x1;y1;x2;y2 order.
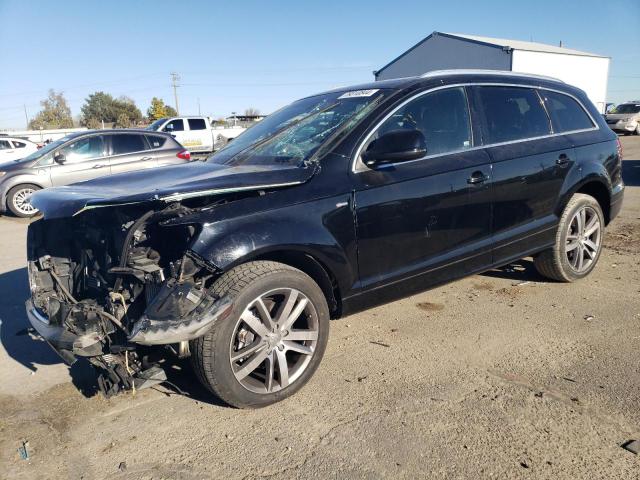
472;85;575;263
107;133;156;175
184;118;212;152
49;135;109;186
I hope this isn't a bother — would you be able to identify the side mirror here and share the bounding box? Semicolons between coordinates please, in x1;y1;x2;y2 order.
53;152;66;164
361;129;426;168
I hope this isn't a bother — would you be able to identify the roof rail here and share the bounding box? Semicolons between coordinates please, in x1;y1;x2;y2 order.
419;69;564;83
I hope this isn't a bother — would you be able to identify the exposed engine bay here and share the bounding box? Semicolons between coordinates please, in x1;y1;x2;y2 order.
26;202;232;397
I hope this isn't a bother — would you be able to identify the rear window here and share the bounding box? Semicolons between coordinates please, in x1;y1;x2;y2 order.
477;86;551;144
13;141;27;148
539;91;594;133
146;135;168;149
188;118;207;130
110;134;147;155
0;140;11;150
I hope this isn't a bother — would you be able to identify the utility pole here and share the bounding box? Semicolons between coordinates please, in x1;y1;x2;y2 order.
197;97;201;115
23;104;29;128
170;72;181;115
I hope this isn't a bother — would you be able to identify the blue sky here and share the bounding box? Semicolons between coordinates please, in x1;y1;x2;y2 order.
0;0;638;129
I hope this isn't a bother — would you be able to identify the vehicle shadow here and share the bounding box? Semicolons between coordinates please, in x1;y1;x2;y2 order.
160;357;230;407
480;258;547;282
622;159;640;187
0;267;96;395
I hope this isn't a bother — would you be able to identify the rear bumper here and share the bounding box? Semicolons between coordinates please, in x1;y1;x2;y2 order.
610;181;624;222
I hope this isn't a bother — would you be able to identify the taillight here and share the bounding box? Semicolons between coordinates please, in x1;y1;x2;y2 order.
616;137;623;161
176;149;191;161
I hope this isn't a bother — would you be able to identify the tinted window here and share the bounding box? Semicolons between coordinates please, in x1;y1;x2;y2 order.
188;118;206;130
59;136;105;163
372;87;472;156
146;135;168;149
163;119;184;132
477;86;551;143
0;140;11;150
540;91;594;132
111;134;147;155
13;141;26;148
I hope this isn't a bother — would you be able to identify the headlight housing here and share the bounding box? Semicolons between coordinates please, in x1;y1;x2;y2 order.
0;171;6;177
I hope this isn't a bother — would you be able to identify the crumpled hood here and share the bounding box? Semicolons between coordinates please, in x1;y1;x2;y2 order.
31;161;315;219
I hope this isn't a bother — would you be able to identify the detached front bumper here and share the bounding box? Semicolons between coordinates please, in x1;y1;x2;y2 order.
25;299;93;365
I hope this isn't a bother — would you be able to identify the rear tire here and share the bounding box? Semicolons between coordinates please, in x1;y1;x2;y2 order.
191;261;330;408
7;184;40;217
534;193;604;282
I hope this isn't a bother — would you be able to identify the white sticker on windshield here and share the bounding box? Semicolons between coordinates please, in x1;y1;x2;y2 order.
338;89;379;99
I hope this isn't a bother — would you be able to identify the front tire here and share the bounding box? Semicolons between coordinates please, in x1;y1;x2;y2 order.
191;261;330;408
534;193;605;282
7;184;40;217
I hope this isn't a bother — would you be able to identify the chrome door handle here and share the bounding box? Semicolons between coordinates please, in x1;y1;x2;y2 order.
140;156;153;161
92;164;106;169
467;171;489;184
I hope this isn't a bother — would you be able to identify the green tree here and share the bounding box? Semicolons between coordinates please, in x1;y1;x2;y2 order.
147;97;168;121
165;105;178;117
112;96;142;127
80;91;115;127
29;90;73;129
81;92;142;128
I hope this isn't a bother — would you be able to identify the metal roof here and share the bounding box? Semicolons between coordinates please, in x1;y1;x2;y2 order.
374;31;608;77
443;32;608;58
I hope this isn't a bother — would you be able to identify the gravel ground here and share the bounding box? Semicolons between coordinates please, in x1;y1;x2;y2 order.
1;136;639;480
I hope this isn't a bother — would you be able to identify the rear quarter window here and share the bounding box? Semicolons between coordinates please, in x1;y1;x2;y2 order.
477;86;551;144
539;90;594;133
146;135;168;149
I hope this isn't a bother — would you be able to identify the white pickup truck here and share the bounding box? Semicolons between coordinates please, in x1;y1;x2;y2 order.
145;116;247;153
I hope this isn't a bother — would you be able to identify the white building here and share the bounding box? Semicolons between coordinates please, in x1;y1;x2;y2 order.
374;32;610;112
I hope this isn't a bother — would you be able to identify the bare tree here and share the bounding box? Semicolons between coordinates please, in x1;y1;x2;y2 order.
244;108;261;117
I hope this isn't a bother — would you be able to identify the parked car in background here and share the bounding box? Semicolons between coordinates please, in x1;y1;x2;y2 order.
25;70;623;408
146;116;246;153
0;129;190;217
0;137;39;162
604;101;640;135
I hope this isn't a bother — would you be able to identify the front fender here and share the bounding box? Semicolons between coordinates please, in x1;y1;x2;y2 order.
188;194;357;296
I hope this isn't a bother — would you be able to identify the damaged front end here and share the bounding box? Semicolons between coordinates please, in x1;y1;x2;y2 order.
26;204;231;397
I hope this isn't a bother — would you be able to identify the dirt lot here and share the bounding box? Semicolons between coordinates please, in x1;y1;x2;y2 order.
1;137;639;480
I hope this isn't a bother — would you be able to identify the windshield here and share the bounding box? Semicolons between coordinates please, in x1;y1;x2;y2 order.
209;89;388;167
612;104;640;114
18;136;73;162
146;118;167;131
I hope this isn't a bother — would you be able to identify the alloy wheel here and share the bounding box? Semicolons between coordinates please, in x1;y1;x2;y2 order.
229;288;319;394
12;187;37;215
565;205;602;273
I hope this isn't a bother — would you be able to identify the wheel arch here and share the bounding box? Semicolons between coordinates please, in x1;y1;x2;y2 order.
558;175;612;225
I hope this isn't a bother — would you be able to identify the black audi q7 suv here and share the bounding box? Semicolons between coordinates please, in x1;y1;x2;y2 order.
26;70;624;408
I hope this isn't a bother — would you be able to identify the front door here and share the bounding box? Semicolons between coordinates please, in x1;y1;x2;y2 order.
353;86;493;294
49;135;109;186
184;118;212;152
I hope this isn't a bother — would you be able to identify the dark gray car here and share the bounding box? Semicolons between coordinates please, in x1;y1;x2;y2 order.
0;129;190;217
